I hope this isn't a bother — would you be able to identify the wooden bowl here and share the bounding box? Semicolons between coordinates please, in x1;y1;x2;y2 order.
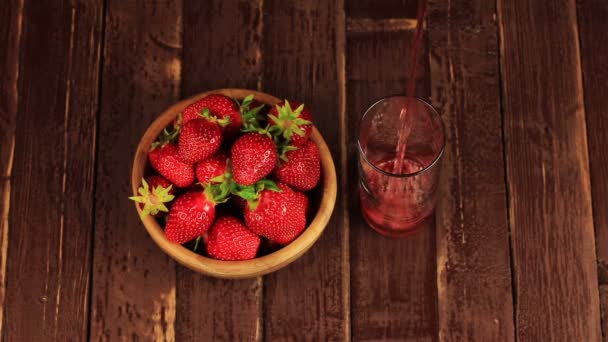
131;89;337;279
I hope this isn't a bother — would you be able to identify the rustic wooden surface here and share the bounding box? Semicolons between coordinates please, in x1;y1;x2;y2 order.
1;0;606;341
91;1;180;341
577;1;608;339
0;0;22;337
4;1;103;341
428;0;514;341
498;0;600;341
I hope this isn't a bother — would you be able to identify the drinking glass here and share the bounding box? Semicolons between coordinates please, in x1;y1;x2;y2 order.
357;96;445;237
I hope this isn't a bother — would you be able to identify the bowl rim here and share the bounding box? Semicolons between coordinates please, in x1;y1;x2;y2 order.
131;88;337;279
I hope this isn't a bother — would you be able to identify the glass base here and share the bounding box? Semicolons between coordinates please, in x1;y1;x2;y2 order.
361;204;433;238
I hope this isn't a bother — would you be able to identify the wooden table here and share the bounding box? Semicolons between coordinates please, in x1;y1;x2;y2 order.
1;0;606;341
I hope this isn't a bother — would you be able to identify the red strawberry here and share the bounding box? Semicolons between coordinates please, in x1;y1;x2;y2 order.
268;100;313;147
231;133;278;185
129;176;176;218
178;119;222;164
165;190;217;244
243;182;307;245
206;216;261;261
148;143;195;188
293;191;310;216
182;94;238;124
275;140;321;191
195;152;228;184
217;109;242;142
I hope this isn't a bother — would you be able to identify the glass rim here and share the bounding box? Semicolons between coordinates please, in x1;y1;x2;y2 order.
357;95;446;178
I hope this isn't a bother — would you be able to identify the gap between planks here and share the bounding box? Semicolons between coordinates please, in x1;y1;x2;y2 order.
336;2;351;341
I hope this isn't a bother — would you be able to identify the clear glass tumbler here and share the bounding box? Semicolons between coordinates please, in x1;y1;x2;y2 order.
357;96;445;237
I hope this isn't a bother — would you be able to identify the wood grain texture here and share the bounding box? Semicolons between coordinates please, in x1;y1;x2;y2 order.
427;0;514;341
577;1;608;339
498;0;601;340
90;1;181;340
0;0;23;337
177;1;264;341
346;26;438;342
261;0;349;340
3;0;103;340
346;0;418;19
577;0;608;274
602;286;608;341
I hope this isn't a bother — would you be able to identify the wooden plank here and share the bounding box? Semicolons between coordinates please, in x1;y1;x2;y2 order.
0;0;23;336
176;1;264;341
347;18;418;34
576;1;608;339
90;1;181;340
3;0;103;340
497;0;601;340
346;27;438;342
427;0;515;340
346;0;418;19
602;286;608;341
261;0;349;340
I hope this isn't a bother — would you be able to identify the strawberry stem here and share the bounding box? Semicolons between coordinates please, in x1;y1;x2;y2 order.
150;114;182;150
193;236;201;252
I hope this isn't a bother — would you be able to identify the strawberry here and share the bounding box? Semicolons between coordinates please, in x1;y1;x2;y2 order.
165;191;216;244
195;152;228;184
293;190;310;216
218;109;242;142
178;118;222;164
268;100;313;147
275;140;321;191
231;133;278;185
182;94;238;124
148;143;195;188
206;216;261;261
129;176;176;218
164;183;231;244
182;94;242;142
242;182;307;245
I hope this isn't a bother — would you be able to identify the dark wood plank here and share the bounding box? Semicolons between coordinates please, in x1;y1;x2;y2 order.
177;1;264;341
497;0;601;340
603;287;608;341
427;0;515;340
261;0;349;341
346;0;418;19
4;0;103;340
90;1;181;340
0;0;23;335
576;1;608;339
346;25;438;342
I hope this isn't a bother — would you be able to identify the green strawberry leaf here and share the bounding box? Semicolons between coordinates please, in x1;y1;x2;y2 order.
209;174;225;183
241;94;255;107
256;179;281;192
129;178;174;218
216;116;231;127
236;188;257;201
247;198;260;211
